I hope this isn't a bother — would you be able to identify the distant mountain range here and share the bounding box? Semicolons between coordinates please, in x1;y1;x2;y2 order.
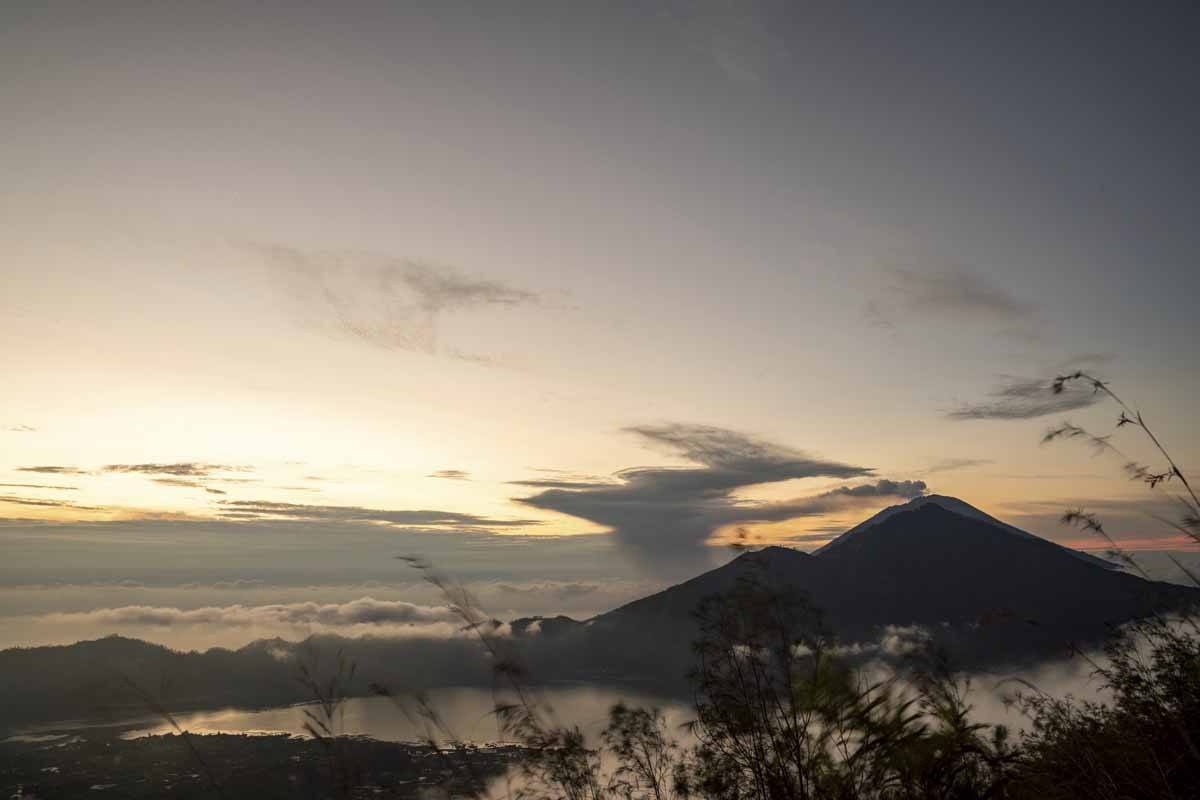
3;495;1196;732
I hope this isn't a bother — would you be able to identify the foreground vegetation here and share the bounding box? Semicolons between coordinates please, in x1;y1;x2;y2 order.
394;567;1197;800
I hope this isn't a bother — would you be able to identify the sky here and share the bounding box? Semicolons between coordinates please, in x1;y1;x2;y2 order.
2;1;1199;650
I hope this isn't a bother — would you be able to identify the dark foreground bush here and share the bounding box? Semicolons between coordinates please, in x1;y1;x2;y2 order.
1011;616;1200;799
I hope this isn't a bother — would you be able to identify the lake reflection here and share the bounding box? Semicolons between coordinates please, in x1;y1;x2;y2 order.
123;685;689;744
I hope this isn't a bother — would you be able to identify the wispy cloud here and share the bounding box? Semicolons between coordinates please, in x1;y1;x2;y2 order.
16;466;90;475
258;244;540;360
515;424;922;572
218;500;539;529
4;425;37;433
923;458;994;474
508;479;615;490
152;478;227;496
104;463;252;477
428;469;470;481
998;496;1200;551
867;267;1040;340
947;377;1104;420
510;468;614;490
0;483;79;491
0;495;103;511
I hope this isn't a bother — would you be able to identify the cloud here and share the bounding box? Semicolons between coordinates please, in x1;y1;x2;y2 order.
509;469;615;491
508;479;615;490
429;469;470;481
515;424;921;572
16;466;90;475
208;579;267;590
998;496;1199;551
867;267;1039;339
258;244;539;359
105;463;252;477
814;480;927;501
0;495;103;511
889;268;1033;319
43;597;463;636
947;377;1104;420
775;530;856;546
796;624;937;660
923;458;994;475
5;425;36;433
856;625;937;658
152;478;227;495
0;483;78;491
728;479;927;526
494;581;600;599
218;500;539;529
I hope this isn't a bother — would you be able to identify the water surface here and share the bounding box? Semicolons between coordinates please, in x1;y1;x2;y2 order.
122;685;689;744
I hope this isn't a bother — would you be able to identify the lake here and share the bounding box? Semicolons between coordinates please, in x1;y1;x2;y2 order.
120;685;691;744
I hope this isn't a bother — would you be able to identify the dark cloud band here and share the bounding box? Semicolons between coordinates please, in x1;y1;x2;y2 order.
516;424;923;573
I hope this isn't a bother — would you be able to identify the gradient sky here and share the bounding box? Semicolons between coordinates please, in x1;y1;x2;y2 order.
2;1;1198;648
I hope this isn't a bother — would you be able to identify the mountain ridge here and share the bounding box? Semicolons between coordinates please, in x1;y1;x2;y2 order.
3;495;1197;730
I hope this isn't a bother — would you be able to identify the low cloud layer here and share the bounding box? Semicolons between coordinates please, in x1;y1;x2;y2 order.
516;424;924;572
259;244;539;359
494;581;600;599
45;597;457;629
16;466;90;475
33;598;473;646
947;377;1104;420
799;624;935;659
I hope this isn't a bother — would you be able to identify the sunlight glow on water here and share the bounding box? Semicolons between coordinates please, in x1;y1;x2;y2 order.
121;686;688;745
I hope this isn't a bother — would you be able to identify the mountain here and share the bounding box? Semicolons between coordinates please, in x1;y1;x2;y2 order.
0;633;496;734
0;636;297;732
532;495;1199;678
3;496;1197;730
814;494;1119;570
